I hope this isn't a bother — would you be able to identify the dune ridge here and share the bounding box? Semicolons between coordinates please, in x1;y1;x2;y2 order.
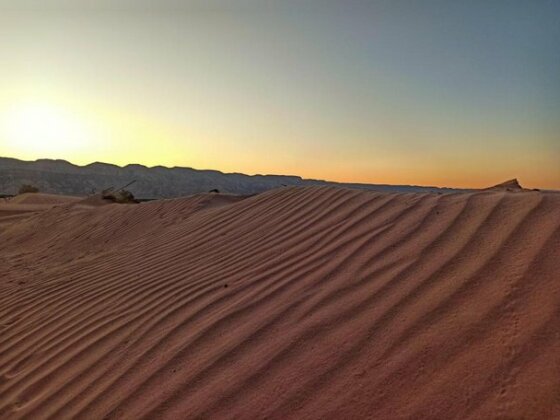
1;186;559;419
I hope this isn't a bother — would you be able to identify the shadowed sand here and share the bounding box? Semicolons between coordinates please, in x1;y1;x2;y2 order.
1;186;559;419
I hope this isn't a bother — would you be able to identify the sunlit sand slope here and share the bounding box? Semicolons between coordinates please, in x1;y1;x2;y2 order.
1;187;559;419
0;194;81;234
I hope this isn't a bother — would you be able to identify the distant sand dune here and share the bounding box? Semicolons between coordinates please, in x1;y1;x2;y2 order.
0;194;82;234
1;186;559;419
8;193;82;206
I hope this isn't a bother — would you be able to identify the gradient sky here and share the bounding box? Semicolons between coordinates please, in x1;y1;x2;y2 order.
1;0;559;189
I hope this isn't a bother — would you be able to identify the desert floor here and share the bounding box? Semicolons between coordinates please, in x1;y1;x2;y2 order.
1;186;559;419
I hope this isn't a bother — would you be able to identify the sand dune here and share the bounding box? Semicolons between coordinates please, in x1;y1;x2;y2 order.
1;186;559;419
484;178;532;192
0;194;82;234
7;193;82;206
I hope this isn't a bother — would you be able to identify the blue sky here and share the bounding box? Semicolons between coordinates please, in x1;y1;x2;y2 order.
1;0;559;188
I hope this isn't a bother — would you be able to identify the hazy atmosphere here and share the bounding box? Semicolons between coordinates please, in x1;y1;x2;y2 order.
1;0;559;188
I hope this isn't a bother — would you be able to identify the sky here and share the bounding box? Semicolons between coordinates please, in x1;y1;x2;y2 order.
0;0;559;189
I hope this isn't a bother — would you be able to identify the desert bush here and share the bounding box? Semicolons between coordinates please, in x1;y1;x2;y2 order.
102;189;137;204
19;184;39;194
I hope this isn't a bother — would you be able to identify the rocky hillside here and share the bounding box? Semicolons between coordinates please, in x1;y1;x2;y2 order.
0;157;458;198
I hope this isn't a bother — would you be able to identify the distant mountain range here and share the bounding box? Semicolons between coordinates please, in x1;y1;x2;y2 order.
0;157;461;198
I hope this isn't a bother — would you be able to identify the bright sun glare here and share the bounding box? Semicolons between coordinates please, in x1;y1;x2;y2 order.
1;102;92;156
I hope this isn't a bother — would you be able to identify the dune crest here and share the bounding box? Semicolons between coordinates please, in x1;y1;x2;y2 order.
484;178;530;192
1;186;559;419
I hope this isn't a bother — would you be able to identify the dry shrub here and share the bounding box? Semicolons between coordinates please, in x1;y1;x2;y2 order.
102;189;137;204
19;184;39;194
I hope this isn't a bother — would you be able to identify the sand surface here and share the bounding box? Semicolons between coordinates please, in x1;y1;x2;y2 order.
1;186;559;419
0;194;82;234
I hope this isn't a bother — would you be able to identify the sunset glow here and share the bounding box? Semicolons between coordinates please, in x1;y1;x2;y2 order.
1;101;94;155
0;1;559;189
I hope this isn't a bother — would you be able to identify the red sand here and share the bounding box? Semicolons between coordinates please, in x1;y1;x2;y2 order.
7;193;82;206
0;194;82;234
1;186;559;419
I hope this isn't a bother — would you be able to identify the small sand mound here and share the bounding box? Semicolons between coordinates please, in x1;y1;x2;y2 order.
484;178;531;192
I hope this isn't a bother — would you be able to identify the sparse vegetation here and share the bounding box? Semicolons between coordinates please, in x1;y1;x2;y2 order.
102;189;137;204
19;184;39;194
